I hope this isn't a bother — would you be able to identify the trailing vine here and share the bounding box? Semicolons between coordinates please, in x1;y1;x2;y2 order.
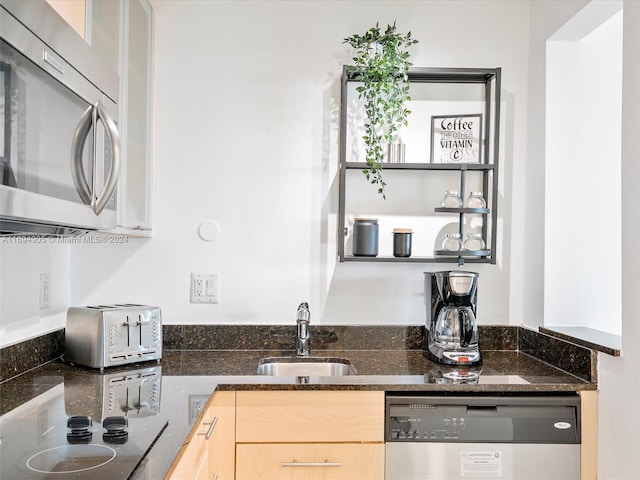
344;22;418;198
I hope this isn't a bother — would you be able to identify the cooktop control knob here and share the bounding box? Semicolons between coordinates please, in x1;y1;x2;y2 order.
66;415;93;444
103;416;129;444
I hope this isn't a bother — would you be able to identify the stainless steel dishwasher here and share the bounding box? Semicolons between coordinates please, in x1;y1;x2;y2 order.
385;393;581;480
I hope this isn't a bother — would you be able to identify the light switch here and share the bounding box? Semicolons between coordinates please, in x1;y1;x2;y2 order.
39;273;50;309
206;277;216;296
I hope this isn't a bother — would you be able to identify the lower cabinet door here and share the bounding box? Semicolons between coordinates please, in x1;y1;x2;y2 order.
208;391;236;480
168;434;210;480
236;443;384;480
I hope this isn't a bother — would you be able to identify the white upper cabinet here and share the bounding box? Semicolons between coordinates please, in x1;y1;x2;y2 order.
45;0;154;236
117;0;153;235
88;0;121;74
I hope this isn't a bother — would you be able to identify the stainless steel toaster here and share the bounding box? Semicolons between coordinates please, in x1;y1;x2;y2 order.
65;304;162;370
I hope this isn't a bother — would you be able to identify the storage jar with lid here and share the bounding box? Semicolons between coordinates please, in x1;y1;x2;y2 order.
393;228;413;257
353;217;379;257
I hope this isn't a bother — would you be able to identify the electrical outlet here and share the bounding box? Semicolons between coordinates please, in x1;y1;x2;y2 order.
190;273;219;304
39;273;50;309
188;394;210;425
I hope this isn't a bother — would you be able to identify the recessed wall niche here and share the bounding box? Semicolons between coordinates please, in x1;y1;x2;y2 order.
545;1;623;335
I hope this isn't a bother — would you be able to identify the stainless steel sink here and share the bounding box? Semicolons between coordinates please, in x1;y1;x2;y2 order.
257;357;356;376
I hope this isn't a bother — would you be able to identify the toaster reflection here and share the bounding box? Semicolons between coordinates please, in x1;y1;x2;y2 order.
64;365;162;421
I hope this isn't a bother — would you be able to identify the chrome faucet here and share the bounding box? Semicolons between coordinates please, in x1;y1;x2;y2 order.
296;302;311;357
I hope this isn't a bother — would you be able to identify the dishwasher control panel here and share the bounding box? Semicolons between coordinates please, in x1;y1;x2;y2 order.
385;394;580;443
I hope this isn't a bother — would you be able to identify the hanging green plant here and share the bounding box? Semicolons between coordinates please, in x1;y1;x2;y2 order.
344;22;418;199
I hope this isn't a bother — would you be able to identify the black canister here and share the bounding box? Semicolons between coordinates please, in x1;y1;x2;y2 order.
353;218;379;257
393;228;412;257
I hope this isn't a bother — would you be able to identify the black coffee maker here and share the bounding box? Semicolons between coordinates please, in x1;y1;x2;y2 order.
424;271;481;366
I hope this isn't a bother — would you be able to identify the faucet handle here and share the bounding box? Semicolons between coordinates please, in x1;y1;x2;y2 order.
297;302;310;322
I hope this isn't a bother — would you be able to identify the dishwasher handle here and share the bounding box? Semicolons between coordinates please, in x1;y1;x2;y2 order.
466;405;498;416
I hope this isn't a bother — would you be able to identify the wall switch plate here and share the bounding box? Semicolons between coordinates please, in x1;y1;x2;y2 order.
39;273;50;309
190;273;219;304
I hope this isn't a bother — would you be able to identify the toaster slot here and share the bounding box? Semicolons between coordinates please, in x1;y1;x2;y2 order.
109;351;159;362
126;316;131;347
124;314;146;347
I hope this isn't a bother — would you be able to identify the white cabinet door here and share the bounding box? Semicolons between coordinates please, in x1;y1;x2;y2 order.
88;0;121;73
118;0;153;235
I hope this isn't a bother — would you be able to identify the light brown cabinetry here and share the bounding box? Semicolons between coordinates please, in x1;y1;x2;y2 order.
235;391;384;480
579;390;598;480
166;391;236;480
208;391;236;480
169;428;210;480
236;390;384;442
236;443;384;480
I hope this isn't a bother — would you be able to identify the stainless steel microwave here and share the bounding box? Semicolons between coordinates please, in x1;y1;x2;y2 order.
0;0;121;236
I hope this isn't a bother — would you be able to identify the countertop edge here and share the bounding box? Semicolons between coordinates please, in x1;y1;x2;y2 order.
211;377;596;392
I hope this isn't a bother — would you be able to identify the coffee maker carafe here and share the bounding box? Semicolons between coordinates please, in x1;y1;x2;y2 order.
424;271;481;366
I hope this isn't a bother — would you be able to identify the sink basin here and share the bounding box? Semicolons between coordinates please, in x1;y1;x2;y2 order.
257;357;357;377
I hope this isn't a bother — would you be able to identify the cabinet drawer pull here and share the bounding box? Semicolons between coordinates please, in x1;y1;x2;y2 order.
212;475;218;480
198;416;218;439
281;460;342;467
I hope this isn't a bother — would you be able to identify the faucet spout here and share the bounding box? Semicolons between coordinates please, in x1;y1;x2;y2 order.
296;302;311;357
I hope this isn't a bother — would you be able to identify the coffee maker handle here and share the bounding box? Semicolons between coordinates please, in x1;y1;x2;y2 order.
460;309;473;347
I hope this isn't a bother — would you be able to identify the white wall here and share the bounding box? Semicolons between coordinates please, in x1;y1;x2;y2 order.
1;0;530;335
528;1;640;477
522;0;586;329
0;242;70;347
597;1;640;477
1;1;530;342
4;0;516;329
545;7;622;334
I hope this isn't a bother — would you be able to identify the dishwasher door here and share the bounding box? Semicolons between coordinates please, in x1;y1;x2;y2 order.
386;442;580;479
385;394;581;480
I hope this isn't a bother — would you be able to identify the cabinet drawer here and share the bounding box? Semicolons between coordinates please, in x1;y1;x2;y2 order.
236;391;384;442
236;443;384;480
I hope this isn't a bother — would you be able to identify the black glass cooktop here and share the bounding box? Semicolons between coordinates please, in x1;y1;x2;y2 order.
0;384;168;479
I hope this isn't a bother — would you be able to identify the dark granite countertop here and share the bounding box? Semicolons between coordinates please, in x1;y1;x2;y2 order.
160;348;594;391
2;322;599;480
0;346;594;479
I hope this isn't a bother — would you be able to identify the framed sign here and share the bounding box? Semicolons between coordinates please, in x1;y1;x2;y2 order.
430;114;483;164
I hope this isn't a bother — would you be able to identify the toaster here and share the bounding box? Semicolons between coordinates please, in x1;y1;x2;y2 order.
65;304;162;370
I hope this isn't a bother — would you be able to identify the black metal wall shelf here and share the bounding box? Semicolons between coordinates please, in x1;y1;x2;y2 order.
343;253;492;267
338;66;502;265
346;162;496;172
434;207;490;215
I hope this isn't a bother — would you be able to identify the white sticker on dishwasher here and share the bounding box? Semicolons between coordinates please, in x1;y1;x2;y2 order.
460;451;502;477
